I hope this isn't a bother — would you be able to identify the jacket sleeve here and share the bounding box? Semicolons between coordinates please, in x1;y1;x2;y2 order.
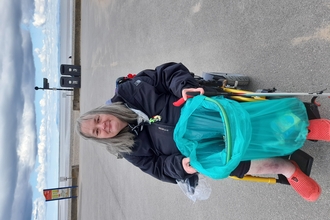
136;62;200;98
122;151;194;184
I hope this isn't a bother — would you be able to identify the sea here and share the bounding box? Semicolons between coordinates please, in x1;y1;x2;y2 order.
56;0;75;219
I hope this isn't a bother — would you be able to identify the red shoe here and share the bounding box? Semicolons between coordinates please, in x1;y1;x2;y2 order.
307;119;330;142
287;161;321;202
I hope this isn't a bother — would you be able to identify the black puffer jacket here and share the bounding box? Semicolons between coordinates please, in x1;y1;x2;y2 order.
111;62;199;183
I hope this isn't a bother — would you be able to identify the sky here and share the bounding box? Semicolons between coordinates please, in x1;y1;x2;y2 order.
0;0;61;219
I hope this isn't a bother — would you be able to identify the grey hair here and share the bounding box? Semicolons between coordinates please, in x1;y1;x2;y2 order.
76;102;138;155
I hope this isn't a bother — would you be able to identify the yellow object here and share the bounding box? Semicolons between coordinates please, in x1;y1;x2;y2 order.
222;88;267;101
229;175;277;184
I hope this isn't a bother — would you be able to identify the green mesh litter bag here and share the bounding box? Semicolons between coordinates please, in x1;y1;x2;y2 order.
174;96;308;179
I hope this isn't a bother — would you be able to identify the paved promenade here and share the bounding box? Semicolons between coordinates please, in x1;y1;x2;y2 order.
77;1;330;219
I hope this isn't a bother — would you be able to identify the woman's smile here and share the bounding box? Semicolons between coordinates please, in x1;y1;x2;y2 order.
81;114;128;139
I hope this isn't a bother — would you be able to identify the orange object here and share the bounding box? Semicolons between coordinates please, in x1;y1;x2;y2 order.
307;119;330;141
287;161;321;202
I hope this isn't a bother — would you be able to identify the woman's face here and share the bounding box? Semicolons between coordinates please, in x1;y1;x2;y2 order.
80;114;128;139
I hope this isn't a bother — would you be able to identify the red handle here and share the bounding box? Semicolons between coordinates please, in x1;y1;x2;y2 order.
173;95;194;107
173;98;185;107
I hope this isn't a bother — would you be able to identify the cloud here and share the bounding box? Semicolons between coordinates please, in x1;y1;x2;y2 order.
32;197;46;220
21;0;35;24
35;44;47;72
36;116;47;192
0;0;37;219
33;0;47;26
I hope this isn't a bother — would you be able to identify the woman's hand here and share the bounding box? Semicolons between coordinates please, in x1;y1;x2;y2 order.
182;157;197;174
182;87;204;101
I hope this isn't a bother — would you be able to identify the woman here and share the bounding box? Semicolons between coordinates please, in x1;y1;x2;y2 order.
77;62;321;202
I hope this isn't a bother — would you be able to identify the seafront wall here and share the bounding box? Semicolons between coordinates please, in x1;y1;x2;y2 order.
72;0;81;112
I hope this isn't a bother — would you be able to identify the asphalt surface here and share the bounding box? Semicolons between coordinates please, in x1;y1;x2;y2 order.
78;1;330;219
